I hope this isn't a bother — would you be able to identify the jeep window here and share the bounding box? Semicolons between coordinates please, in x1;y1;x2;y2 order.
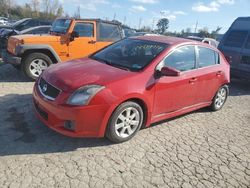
73;23;94;37
224;30;248;48
198;47;220;68
51;19;72;34
91;38;167;71
98;23;121;41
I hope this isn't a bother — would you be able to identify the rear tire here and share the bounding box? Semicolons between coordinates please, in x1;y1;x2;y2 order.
210;85;229;111
22;53;52;81
106;101;144;143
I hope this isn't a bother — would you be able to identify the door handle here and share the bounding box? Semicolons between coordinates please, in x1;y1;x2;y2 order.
88;40;96;44
189;77;197;84
216;71;222;76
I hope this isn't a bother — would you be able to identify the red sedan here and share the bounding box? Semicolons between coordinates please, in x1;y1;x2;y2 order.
33;36;230;143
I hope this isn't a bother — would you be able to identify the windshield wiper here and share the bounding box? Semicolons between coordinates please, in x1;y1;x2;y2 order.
91;56;130;71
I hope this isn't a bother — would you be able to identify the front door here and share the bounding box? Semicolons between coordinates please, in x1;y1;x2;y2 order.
68;22;96;60
153;45;198;117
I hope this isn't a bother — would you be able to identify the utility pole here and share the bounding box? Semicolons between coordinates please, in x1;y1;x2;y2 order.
113;13;116;21
123;16;126;26
138;18;142;30
151;18;155;31
194;21;198;33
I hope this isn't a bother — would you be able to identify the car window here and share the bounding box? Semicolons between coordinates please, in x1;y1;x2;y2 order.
164;46;196;72
98;23;121;41
244;35;250;49
73;22;94;37
198;47;219;68
224;30;248;48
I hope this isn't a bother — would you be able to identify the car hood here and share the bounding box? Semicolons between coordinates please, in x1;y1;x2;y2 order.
11;34;60;43
42;58;136;92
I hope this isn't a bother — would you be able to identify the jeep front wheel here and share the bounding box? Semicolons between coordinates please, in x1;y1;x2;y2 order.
22;53;52;80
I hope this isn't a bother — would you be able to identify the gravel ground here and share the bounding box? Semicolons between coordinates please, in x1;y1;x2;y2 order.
0;64;249;188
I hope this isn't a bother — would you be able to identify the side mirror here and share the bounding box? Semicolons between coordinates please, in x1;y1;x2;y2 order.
70;31;79;41
161;67;180;77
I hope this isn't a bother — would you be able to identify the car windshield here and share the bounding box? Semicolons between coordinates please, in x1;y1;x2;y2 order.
90;38;168;71
50;19;71;34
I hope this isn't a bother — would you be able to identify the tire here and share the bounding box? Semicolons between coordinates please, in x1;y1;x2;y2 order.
210;85;229;111
106;101;144;143
22;53;52;80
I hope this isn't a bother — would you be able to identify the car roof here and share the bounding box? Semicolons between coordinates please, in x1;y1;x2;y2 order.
57;18;122;25
20;25;51;34
131;35;194;45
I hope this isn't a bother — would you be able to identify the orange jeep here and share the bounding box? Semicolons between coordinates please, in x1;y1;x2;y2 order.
2;18;124;80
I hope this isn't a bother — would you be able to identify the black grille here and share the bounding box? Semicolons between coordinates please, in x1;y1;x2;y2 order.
39;78;60;100
34;101;48;121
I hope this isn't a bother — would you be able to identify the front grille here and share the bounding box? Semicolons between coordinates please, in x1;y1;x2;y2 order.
38;78;61;100
34;101;48;121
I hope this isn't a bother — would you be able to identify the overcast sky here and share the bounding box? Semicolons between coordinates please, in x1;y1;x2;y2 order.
19;0;250;33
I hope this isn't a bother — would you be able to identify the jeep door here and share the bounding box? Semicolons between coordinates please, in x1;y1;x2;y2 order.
68;21;97;59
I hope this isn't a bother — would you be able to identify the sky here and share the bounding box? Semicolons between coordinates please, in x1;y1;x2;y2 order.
18;0;250;33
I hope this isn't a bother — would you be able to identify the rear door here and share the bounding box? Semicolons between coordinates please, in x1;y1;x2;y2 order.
194;46;222;103
68;21;96;59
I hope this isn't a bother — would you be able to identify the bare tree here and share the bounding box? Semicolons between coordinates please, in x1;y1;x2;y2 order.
30;0;40;17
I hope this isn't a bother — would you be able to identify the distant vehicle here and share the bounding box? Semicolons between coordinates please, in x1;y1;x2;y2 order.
0;18;52;32
0;17;8;25
218;17;250;79
2;18;124;80
0;25;51;57
187;36;219;48
33;36;230;143
131;32;157;37
123;28;136;37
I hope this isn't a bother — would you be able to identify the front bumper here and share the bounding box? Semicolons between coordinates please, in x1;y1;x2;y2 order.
1;50;21;65
33;83;110;138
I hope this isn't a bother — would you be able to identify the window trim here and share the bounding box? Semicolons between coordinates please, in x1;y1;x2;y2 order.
156;44;198;73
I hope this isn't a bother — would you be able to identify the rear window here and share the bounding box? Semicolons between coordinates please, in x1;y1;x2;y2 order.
198;47;219;68
224;30;248;48
98;23;121;41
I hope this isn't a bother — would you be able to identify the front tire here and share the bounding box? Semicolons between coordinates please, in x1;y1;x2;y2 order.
22;53;52;80
106;101;144;143
210;85;229;111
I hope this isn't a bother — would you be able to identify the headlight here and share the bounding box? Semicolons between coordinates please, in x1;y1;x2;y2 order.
67;85;105;106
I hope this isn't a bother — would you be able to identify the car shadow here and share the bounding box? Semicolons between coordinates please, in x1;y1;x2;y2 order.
0;64;32;82
229;78;250;96
0;94;113;156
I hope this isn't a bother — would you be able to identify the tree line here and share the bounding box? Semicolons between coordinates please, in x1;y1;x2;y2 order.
0;0;64;20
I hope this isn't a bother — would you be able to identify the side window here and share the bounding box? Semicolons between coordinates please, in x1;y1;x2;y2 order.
244;35;250;49
164;46;196;71
98;23;121;41
73;23;94;37
198;47;219;68
224;30;248;48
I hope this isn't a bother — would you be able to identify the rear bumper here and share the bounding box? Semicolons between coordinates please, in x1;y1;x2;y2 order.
1;50;21;65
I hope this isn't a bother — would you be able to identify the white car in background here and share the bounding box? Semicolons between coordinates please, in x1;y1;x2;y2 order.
0;17;8;25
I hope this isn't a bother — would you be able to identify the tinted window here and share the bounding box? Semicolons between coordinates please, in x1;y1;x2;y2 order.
198;47;219;68
164;46;196;71
73;23;94;37
99;23;121;41
224;30;248;48
91;38;167;71
245;35;250;49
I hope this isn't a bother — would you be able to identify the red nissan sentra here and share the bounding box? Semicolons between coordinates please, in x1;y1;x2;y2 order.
33;36;230;143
